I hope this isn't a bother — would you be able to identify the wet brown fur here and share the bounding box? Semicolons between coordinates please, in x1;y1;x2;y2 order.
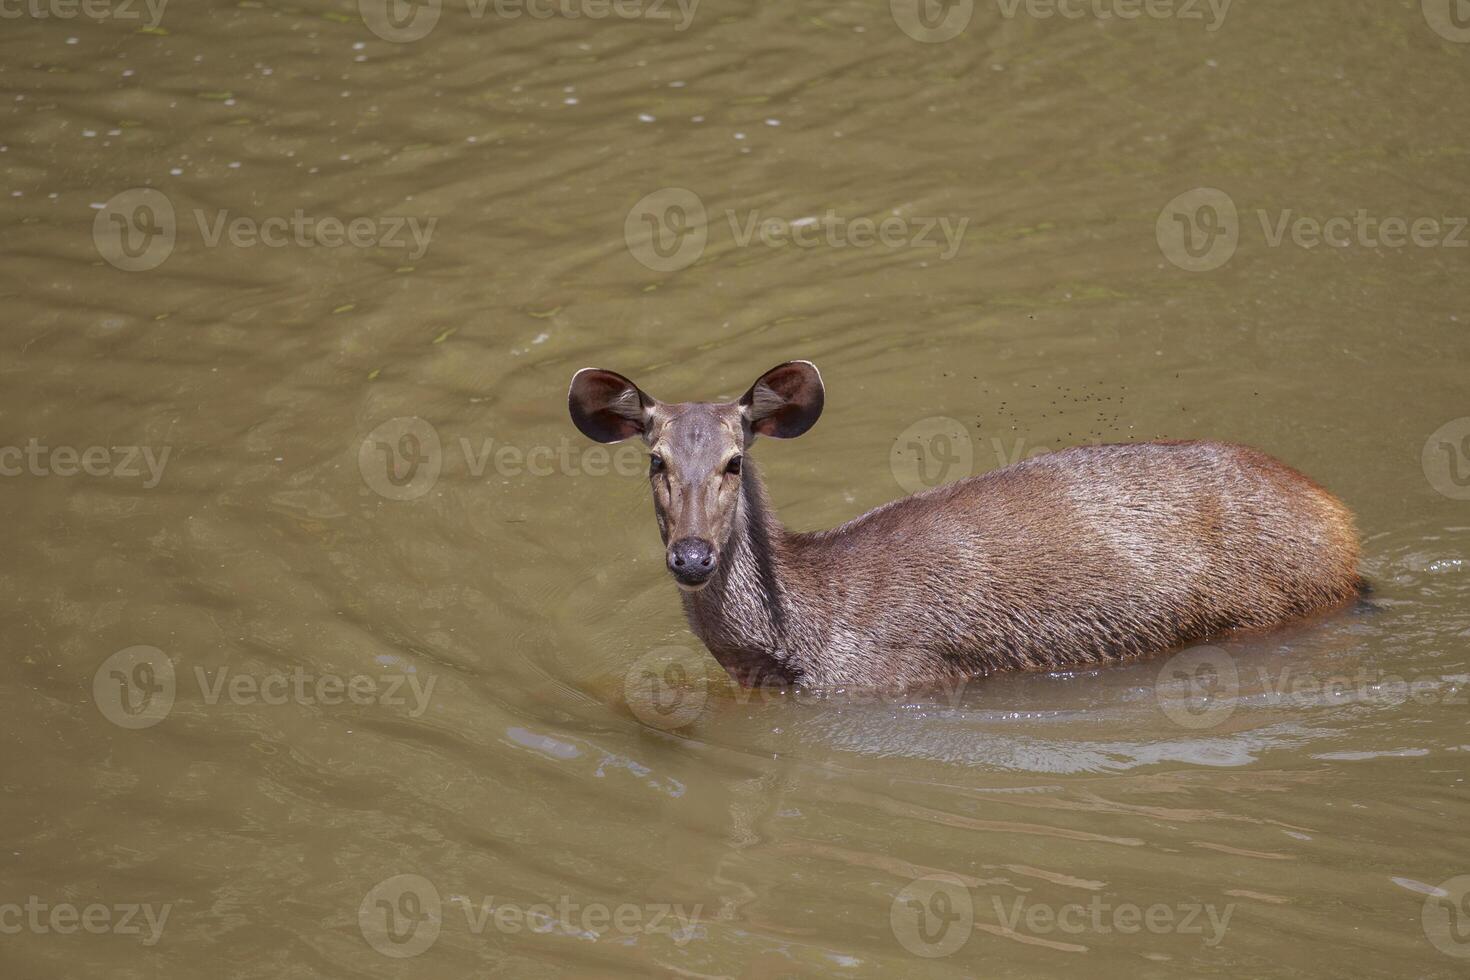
569;364;1363;689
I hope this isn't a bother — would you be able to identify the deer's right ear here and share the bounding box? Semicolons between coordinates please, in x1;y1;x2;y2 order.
568;368;654;443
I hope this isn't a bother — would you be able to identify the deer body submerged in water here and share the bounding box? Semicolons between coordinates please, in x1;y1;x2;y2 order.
568;361;1363;688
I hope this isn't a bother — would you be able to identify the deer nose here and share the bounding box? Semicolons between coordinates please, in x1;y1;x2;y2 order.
668;537;717;584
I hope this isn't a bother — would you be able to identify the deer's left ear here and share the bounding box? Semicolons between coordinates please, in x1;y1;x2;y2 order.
740;360;824;439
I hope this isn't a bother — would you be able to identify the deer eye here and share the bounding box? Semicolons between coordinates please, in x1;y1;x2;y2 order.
649;455;665;475
724;456;742;476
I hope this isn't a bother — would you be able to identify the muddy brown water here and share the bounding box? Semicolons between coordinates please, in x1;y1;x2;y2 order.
3;1;1470;977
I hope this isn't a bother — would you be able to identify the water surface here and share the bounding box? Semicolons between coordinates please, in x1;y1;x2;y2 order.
3;1;1469;976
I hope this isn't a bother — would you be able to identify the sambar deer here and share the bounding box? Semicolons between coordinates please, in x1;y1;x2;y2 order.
568;361;1363;688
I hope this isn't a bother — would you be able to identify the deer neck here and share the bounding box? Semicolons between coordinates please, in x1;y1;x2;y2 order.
679;461;804;685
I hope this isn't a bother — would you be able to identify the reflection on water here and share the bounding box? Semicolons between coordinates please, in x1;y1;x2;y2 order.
3;0;1469;977
680;596;1470;774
